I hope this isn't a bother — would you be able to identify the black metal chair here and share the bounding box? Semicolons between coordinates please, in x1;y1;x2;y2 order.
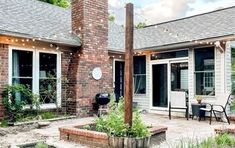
200;94;231;125
169;91;189;120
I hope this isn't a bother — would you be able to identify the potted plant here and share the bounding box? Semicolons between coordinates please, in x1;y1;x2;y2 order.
195;95;203;104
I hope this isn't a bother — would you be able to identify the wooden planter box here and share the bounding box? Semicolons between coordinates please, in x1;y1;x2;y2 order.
59;123;167;148
108;136;150;148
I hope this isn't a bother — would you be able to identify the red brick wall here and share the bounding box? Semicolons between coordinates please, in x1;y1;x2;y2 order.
60;48;78;115
0;44;8;119
71;0;112;116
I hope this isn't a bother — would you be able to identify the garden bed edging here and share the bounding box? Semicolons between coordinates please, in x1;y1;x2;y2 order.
59;123;167;148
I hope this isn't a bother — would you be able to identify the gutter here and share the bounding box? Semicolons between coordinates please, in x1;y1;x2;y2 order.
136;34;235;52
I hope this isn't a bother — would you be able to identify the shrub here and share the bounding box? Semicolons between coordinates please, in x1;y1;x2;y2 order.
95;96;150;138
2;84;40;122
35;142;48;148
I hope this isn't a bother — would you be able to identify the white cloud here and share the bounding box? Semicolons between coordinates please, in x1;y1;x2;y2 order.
108;0;123;9
186;0;235;16
139;0;194;24
108;0;235;25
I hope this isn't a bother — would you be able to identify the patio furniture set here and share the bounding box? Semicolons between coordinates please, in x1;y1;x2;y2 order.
169;92;231;124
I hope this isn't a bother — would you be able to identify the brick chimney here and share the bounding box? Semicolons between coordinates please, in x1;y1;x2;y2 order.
71;0;112;116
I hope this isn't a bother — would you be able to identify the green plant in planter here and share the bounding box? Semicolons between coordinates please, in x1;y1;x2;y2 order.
95;97;150;138
130;112;150;138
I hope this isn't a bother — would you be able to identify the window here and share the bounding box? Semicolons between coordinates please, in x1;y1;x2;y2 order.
10;48;60;107
194;47;215;96
231;47;235;90
134;56;146;94
151;50;188;60
12;50;33;103
39;53;57;104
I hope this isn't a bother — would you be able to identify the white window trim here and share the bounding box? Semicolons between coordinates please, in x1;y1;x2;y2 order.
8;46;62;109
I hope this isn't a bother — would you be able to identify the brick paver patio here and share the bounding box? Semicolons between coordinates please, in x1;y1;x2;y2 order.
0;113;234;148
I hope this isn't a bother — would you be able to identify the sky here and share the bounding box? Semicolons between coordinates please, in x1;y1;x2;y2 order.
108;0;235;25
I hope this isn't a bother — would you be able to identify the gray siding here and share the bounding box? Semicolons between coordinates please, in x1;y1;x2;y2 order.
134;54;150;110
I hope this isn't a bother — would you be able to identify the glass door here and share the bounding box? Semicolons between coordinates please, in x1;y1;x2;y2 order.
171;62;188;92
152;64;168;108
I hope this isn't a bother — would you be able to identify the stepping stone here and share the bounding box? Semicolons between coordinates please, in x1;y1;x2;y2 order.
37;121;50;128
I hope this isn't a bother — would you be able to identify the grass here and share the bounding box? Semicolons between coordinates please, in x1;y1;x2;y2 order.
1;111;68;127
177;133;235;148
16;111;66;122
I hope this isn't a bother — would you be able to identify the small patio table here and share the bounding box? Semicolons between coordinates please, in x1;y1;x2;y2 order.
191;103;206;121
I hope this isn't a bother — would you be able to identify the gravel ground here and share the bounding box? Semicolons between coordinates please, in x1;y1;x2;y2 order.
0;117;93;148
0;114;233;148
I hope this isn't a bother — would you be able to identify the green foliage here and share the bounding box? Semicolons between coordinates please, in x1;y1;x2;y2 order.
109;14;115;22
1;84;53;123
215;133;235;147
17;111;59;122
38;0;70;8
83;125;92;130
35;142;49;148
177;133;235;148
0;120;8;128
232;83;235;95
231;100;235;112
95;96;150;138
130;112;150;138
135;22;146;29
2;84;32;122
40;111;57;119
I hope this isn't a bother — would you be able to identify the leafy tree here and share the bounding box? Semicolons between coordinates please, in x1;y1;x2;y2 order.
38;0;70;8
135;22;146;29
109;14;116;22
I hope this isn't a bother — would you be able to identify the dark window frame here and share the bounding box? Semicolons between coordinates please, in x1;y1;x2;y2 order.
134;55;146;95
194;47;215;96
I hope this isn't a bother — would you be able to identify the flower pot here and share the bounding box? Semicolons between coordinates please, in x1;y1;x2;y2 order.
197;100;202;104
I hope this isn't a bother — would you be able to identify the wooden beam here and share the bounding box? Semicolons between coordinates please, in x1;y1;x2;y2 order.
124;3;134;126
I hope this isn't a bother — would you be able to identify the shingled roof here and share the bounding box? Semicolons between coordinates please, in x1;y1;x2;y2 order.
0;0;80;47
109;6;235;51
0;0;235;50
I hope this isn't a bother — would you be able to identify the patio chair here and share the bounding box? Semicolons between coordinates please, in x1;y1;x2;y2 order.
200;94;231;125
169;91;189;120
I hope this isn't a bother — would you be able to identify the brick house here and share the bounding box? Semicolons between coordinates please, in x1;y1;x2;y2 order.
0;0;235;119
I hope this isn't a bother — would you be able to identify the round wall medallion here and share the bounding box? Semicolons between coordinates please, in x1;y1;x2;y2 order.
92;67;102;80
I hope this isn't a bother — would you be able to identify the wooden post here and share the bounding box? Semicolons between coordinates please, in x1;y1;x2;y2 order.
124;3;134;126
